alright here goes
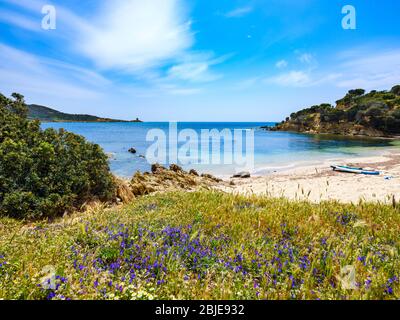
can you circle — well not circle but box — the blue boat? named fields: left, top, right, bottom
left=331, top=165, right=380, bottom=175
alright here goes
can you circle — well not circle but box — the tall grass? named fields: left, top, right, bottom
left=1, top=191, right=399, bottom=300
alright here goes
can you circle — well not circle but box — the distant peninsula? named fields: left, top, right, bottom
left=266, top=85, right=400, bottom=138
left=28, top=104, right=143, bottom=123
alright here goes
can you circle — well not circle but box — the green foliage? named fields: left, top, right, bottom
left=348, top=89, right=366, bottom=96
left=0, top=93, right=115, bottom=219
left=290, top=104, right=333, bottom=119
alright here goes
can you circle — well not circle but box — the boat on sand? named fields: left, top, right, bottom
left=331, top=165, right=380, bottom=175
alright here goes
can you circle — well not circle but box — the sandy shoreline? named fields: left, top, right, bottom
left=217, top=149, right=400, bottom=204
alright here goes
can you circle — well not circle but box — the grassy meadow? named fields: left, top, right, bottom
left=0, top=190, right=399, bottom=300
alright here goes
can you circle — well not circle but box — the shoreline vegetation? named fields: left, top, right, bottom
left=1, top=92, right=400, bottom=300
left=264, top=85, right=400, bottom=138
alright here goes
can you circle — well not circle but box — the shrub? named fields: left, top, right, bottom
left=365, top=106, right=384, bottom=117
left=0, top=93, right=115, bottom=219
left=391, top=85, right=400, bottom=96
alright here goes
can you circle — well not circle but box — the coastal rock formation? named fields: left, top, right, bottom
left=232, top=171, right=251, bottom=179
left=200, top=173, right=222, bottom=183
left=189, top=169, right=199, bottom=176
left=128, top=148, right=137, bottom=154
left=266, top=85, right=400, bottom=137
left=130, top=164, right=225, bottom=196
left=114, top=178, right=135, bottom=203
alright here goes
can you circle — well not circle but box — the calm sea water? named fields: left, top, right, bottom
left=41, top=122, right=397, bottom=178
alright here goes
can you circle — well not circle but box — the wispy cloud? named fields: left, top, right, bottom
left=267, top=71, right=311, bottom=87
left=2, top=0, right=91, bottom=36
left=265, top=48, right=400, bottom=89
left=298, top=53, right=314, bottom=64
left=275, top=60, right=288, bottom=69
left=335, top=49, right=400, bottom=90
left=1, top=0, right=208, bottom=76
left=0, top=44, right=108, bottom=99
left=80, top=0, right=194, bottom=71
left=167, top=53, right=231, bottom=83
left=0, top=9, right=40, bottom=32
left=224, top=6, right=253, bottom=18
left=0, top=0, right=224, bottom=96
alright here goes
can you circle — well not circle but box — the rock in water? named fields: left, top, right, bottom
left=128, top=148, right=137, bottom=154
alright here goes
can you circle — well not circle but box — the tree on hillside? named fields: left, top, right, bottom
left=348, top=89, right=365, bottom=96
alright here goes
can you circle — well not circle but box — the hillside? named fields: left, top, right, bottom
left=27, top=104, right=142, bottom=122
left=268, top=85, right=400, bottom=137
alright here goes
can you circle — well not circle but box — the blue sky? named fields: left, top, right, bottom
left=0, top=0, right=399, bottom=121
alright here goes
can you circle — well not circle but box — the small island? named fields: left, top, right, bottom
left=266, top=85, right=400, bottom=137
left=131, top=117, right=143, bottom=123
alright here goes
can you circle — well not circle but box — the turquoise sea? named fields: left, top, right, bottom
left=41, top=122, right=398, bottom=178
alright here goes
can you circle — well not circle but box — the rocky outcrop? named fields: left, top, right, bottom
left=270, top=118, right=387, bottom=137
left=232, top=171, right=251, bottom=178
left=189, top=169, right=199, bottom=176
left=130, top=164, right=225, bottom=196
left=267, top=85, right=400, bottom=137
left=114, top=178, right=135, bottom=203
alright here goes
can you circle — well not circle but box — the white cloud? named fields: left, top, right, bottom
left=267, top=71, right=311, bottom=87
left=224, top=6, right=253, bottom=18
left=234, top=77, right=262, bottom=90
left=168, top=63, right=217, bottom=82
left=264, top=48, right=400, bottom=90
left=335, top=49, right=400, bottom=90
left=1, top=0, right=225, bottom=93
left=80, top=0, right=194, bottom=71
left=3, top=0, right=197, bottom=73
left=0, top=44, right=108, bottom=100
left=165, top=87, right=203, bottom=96
left=0, top=9, right=40, bottom=32
left=275, top=60, right=288, bottom=69
left=167, top=54, right=230, bottom=82
left=298, top=53, right=314, bottom=64
left=1, top=0, right=95, bottom=43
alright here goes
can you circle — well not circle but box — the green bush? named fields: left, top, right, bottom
left=0, top=93, right=115, bottom=219
left=390, top=85, right=400, bottom=96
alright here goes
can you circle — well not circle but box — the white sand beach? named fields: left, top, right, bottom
left=218, top=150, right=400, bottom=204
